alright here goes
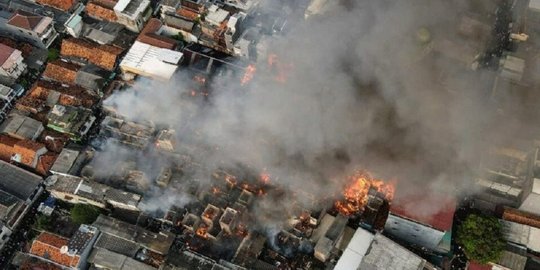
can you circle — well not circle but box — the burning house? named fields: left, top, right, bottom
left=100, top=115, right=155, bottom=148
left=313, top=214, right=347, bottom=262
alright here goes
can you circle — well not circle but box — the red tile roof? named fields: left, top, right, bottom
left=61, top=38, right=123, bottom=70
left=36, top=0, right=76, bottom=12
left=468, top=261, right=492, bottom=270
left=43, top=60, right=81, bottom=84
left=13, top=140, right=46, bottom=167
left=136, top=18, right=177, bottom=49
left=0, top=44, right=16, bottom=66
left=502, top=207, right=540, bottom=228
left=7, top=10, right=44, bottom=31
left=29, top=80, right=98, bottom=108
left=30, top=232, right=80, bottom=268
left=0, top=134, right=20, bottom=161
left=86, top=2, right=117, bottom=22
left=176, top=7, right=199, bottom=21
left=36, top=152, right=58, bottom=176
left=390, top=194, right=456, bottom=231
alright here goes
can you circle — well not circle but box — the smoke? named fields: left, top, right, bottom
left=96, top=0, right=525, bottom=226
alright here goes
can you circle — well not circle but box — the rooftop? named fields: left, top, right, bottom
left=29, top=232, right=80, bottom=268
left=42, top=60, right=81, bottom=85
left=120, top=41, right=183, bottom=80
left=360, top=233, right=426, bottom=270
left=334, top=228, right=374, bottom=270
left=93, top=215, right=174, bottom=254
left=0, top=159, right=42, bottom=200
left=88, top=248, right=157, bottom=270
left=0, top=112, right=44, bottom=140
left=7, top=10, right=46, bottom=31
left=136, top=18, right=177, bottom=50
left=0, top=43, right=17, bottom=66
left=390, top=194, right=456, bottom=231
left=49, top=148, right=80, bottom=174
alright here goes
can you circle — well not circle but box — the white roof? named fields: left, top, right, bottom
left=334, top=228, right=374, bottom=270
left=114, top=0, right=130, bottom=12
left=529, top=227, right=540, bottom=253
left=120, top=41, right=182, bottom=80
left=530, top=0, right=540, bottom=12
left=206, top=6, right=229, bottom=25
left=532, top=178, right=540, bottom=194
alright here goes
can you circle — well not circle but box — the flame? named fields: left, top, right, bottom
left=241, top=65, right=256, bottom=85
left=334, top=171, right=395, bottom=216
left=267, top=54, right=292, bottom=83
left=211, top=187, right=220, bottom=194
left=260, top=171, right=270, bottom=184
left=196, top=225, right=208, bottom=239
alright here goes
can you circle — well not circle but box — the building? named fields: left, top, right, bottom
left=500, top=219, right=540, bottom=254
left=385, top=195, right=456, bottom=253
left=313, top=214, right=348, bottom=262
left=155, top=129, right=175, bottom=152
left=61, top=38, right=124, bottom=71
left=0, top=160, right=43, bottom=250
left=11, top=139, right=48, bottom=168
left=49, top=147, right=85, bottom=175
left=6, top=10, right=58, bottom=48
left=86, top=0, right=118, bottom=22
left=113, top=0, right=152, bottom=32
left=43, top=60, right=113, bottom=94
left=0, top=84, right=16, bottom=104
left=0, top=43, right=26, bottom=82
left=100, top=115, right=155, bottom=148
left=88, top=247, right=157, bottom=270
left=46, top=104, right=96, bottom=141
left=43, top=60, right=81, bottom=85
left=28, top=80, right=99, bottom=108
left=137, top=18, right=178, bottom=50
left=473, top=147, right=535, bottom=212
left=304, top=0, right=330, bottom=19
left=36, top=0, right=78, bottom=12
left=29, top=225, right=99, bottom=269
left=120, top=41, right=183, bottom=80
left=92, top=215, right=174, bottom=256
left=46, top=174, right=141, bottom=210
left=0, top=112, right=44, bottom=140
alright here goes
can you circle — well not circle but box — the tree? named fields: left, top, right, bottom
left=47, top=48, right=59, bottom=61
left=70, top=204, right=100, bottom=224
left=35, top=214, right=53, bottom=231
left=457, top=214, right=505, bottom=264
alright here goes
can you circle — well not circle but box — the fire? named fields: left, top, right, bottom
left=260, top=171, right=270, bottom=184
left=334, top=171, right=395, bottom=216
left=267, top=53, right=292, bottom=83
left=241, top=65, right=256, bottom=85
left=196, top=225, right=208, bottom=239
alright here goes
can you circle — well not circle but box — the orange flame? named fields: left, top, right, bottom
left=334, top=171, right=395, bottom=216
left=196, top=225, right=208, bottom=239
left=241, top=65, right=256, bottom=85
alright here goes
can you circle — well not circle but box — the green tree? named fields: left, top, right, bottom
left=457, top=214, right=505, bottom=264
left=35, top=215, right=53, bottom=231
left=70, top=204, right=100, bottom=224
left=47, top=48, right=59, bottom=61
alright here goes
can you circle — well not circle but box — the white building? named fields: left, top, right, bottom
left=6, top=10, right=59, bottom=49
left=120, top=41, right=183, bottom=80
left=114, top=0, right=152, bottom=32
left=0, top=44, right=26, bottom=81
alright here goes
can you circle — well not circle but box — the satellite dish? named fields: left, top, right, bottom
left=60, top=246, right=68, bottom=254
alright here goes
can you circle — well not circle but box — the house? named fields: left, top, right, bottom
left=119, top=40, right=182, bottom=80
left=100, top=115, right=155, bottom=148
left=0, top=84, right=17, bottom=104
left=0, top=160, right=43, bottom=251
left=46, top=174, right=141, bottom=210
left=0, top=43, right=26, bottom=82
left=75, top=64, right=113, bottom=94
left=88, top=248, right=157, bottom=270
left=120, top=41, right=183, bottom=80
left=384, top=194, right=456, bottom=253
left=46, top=104, right=96, bottom=141
left=520, top=178, right=540, bottom=215
left=12, top=139, right=48, bottom=168
left=92, top=215, right=174, bottom=256
left=86, top=0, right=118, bottom=22
left=6, top=10, right=58, bottom=48
left=334, top=229, right=427, bottom=270
left=49, top=147, right=86, bottom=175
left=29, top=225, right=99, bottom=269
left=136, top=18, right=178, bottom=50
left=43, top=60, right=81, bottom=85
left=36, top=0, right=78, bottom=12
left=113, top=0, right=152, bottom=32
left=313, top=214, right=348, bottom=262
left=500, top=219, right=540, bottom=254
left=61, top=38, right=124, bottom=71
left=0, top=112, right=43, bottom=140
left=155, top=129, right=175, bottom=152
left=28, top=80, right=99, bottom=108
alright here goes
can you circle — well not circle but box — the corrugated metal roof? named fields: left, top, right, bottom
left=120, top=41, right=182, bottom=79
left=334, top=228, right=374, bottom=270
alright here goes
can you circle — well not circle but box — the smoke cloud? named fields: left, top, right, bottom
left=93, top=0, right=525, bottom=223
